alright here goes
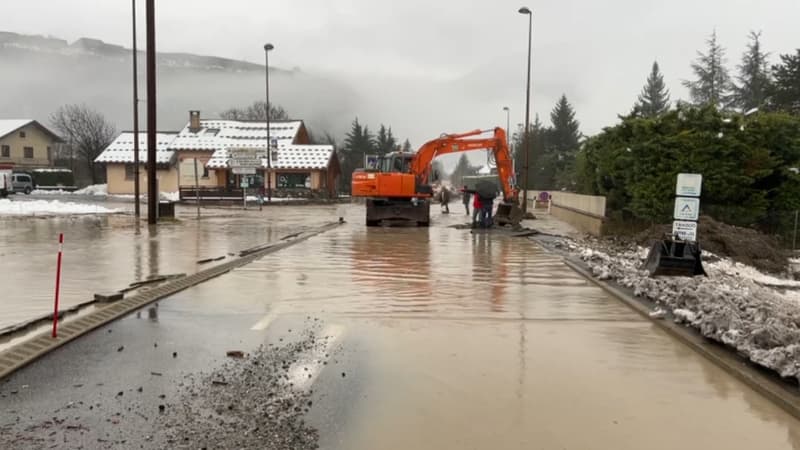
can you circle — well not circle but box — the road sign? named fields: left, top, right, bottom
left=676, top=173, right=703, bottom=197
left=232, top=167, right=256, bottom=175
left=229, top=148, right=262, bottom=169
left=240, top=180, right=249, bottom=188
left=672, top=220, right=698, bottom=241
left=674, top=197, right=700, bottom=221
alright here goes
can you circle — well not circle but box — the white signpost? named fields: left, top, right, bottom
left=672, top=220, right=698, bottom=241
left=676, top=173, right=703, bottom=197
left=673, top=197, right=700, bottom=221
left=228, top=148, right=262, bottom=209
left=673, top=173, right=702, bottom=241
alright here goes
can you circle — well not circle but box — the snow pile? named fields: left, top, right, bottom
left=160, top=191, right=179, bottom=202
left=74, top=184, right=108, bottom=196
left=32, top=184, right=108, bottom=196
left=553, top=237, right=800, bottom=383
left=0, top=199, right=119, bottom=215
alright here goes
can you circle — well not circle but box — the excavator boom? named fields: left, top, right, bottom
left=351, top=127, right=523, bottom=226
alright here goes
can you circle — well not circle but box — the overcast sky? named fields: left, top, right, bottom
left=2, top=0, right=798, bottom=149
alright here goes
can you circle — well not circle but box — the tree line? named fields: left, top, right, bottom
left=572, top=31, right=800, bottom=239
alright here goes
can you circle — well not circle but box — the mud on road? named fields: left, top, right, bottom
left=0, top=319, right=334, bottom=450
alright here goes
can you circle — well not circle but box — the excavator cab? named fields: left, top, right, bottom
left=643, top=236, right=707, bottom=277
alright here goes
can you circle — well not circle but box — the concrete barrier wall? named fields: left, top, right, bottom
left=523, top=190, right=607, bottom=236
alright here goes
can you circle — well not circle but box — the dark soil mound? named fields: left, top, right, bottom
left=633, top=215, right=788, bottom=274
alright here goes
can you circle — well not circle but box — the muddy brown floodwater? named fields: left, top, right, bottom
left=1, top=204, right=799, bottom=449
left=234, top=205, right=800, bottom=450
left=0, top=204, right=339, bottom=330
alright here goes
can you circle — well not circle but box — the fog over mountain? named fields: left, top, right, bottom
left=0, top=31, right=358, bottom=138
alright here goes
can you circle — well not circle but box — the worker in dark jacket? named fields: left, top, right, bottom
left=461, top=185, right=470, bottom=215
left=440, top=187, right=450, bottom=214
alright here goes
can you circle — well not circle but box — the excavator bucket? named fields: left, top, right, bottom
left=494, top=202, right=524, bottom=227
left=643, top=239, right=707, bottom=277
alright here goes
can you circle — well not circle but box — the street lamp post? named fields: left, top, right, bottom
left=264, top=43, right=274, bottom=203
left=502, top=106, right=510, bottom=147
left=519, top=6, right=532, bottom=213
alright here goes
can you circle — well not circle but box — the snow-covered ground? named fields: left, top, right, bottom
left=243, top=195, right=308, bottom=202
left=0, top=199, right=119, bottom=215
left=31, top=184, right=179, bottom=202
left=548, top=236, right=800, bottom=383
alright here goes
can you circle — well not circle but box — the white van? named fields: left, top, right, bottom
left=0, top=167, right=13, bottom=198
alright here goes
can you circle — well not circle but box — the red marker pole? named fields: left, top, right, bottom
left=52, top=233, right=64, bottom=338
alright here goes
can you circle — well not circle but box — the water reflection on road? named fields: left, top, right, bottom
left=237, top=206, right=800, bottom=450
left=0, top=205, right=337, bottom=329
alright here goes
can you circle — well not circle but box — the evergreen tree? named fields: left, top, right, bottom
left=339, top=118, right=375, bottom=192
left=450, top=153, right=477, bottom=187
left=549, top=94, right=580, bottom=152
left=513, top=115, right=553, bottom=190
left=430, top=159, right=446, bottom=182
left=771, top=49, right=800, bottom=115
left=633, top=61, right=671, bottom=117
left=375, top=125, right=397, bottom=156
left=732, top=31, right=772, bottom=112
left=683, top=31, right=733, bottom=108
left=401, top=139, right=413, bottom=152
left=546, top=94, right=581, bottom=189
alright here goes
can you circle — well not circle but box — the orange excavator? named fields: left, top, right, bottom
left=352, top=127, right=524, bottom=227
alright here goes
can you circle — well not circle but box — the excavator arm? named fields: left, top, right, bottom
left=410, top=127, right=518, bottom=203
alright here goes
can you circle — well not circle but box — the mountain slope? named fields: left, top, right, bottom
left=0, top=31, right=356, bottom=136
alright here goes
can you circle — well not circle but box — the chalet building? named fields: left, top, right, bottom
left=96, top=111, right=340, bottom=199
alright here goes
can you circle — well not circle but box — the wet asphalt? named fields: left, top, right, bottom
left=1, top=203, right=800, bottom=449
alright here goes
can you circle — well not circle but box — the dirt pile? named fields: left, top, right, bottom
left=633, top=215, right=789, bottom=274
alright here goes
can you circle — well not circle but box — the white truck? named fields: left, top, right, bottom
left=0, top=165, right=13, bottom=197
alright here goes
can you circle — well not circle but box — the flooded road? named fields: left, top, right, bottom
left=241, top=206, right=800, bottom=449
left=0, top=204, right=338, bottom=329
left=1, top=204, right=798, bottom=449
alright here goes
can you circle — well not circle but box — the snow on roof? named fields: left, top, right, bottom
left=168, top=119, right=303, bottom=151
left=94, top=132, right=178, bottom=164
left=206, top=145, right=334, bottom=170
left=0, top=119, right=34, bottom=139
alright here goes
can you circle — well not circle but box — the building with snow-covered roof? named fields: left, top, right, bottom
left=95, top=111, right=340, bottom=198
left=94, top=131, right=179, bottom=195
left=0, top=119, right=63, bottom=169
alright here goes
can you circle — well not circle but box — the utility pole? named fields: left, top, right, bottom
left=132, top=0, right=140, bottom=218
left=146, top=0, right=157, bottom=224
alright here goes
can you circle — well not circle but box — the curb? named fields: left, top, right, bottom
left=0, top=221, right=342, bottom=381
left=561, top=256, right=800, bottom=420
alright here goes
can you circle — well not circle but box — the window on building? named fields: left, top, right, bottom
left=23, top=147, right=34, bottom=159
left=125, top=165, right=136, bottom=180
left=202, top=166, right=209, bottom=179
left=1, top=145, right=9, bottom=158
left=19, top=131, right=26, bottom=138
left=47, top=146, right=52, bottom=161
left=276, top=172, right=311, bottom=189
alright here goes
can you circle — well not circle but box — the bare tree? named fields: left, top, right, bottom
left=219, top=101, right=289, bottom=121
left=50, top=104, right=116, bottom=184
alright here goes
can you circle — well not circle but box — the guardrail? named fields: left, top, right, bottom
left=525, top=190, right=607, bottom=236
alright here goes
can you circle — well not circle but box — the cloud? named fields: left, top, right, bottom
left=1, top=0, right=798, bottom=149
